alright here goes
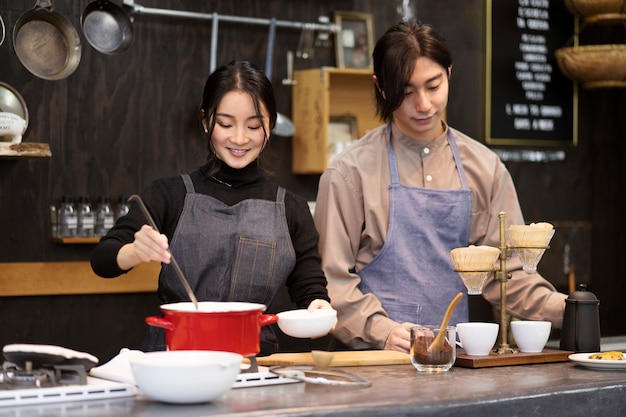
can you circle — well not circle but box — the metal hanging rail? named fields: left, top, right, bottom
left=122, top=0, right=340, bottom=33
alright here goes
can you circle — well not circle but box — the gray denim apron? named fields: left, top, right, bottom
left=359, top=123, right=472, bottom=327
left=143, top=174, right=296, bottom=354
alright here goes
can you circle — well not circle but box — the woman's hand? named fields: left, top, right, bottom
left=306, top=299, right=337, bottom=333
left=384, top=322, right=415, bottom=353
left=117, top=224, right=171, bottom=270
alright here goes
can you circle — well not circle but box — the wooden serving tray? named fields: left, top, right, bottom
left=454, top=348, right=573, bottom=368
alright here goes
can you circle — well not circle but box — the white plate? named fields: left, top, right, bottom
left=569, top=352, right=626, bottom=370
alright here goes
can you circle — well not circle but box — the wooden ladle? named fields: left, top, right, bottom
left=427, top=292, right=464, bottom=353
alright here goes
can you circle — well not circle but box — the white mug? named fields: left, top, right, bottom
left=457, top=322, right=499, bottom=356
left=511, top=320, right=551, bottom=353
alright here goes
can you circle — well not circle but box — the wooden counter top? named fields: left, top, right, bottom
left=0, top=261, right=159, bottom=296
left=6, top=361, right=626, bottom=416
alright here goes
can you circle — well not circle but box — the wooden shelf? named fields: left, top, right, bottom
left=291, top=67, right=379, bottom=174
left=53, top=237, right=101, bottom=244
left=0, top=142, right=51, bottom=158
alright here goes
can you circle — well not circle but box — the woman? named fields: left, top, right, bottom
left=314, top=21, right=566, bottom=353
left=91, top=61, right=332, bottom=355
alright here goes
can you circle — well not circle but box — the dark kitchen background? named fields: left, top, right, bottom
left=0, top=0, right=624, bottom=362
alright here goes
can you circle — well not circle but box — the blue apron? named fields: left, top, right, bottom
left=359, top=123, right=472, bottom=326
left=143, top=174, right=296, bottom=354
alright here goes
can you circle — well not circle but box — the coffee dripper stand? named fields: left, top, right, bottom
left=453, top=211, right=553, bottom=355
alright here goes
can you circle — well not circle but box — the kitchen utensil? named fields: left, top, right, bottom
left=428, top=292, right=463, bottom=353
left=129, top=350, right=242, bottom=404
left=145, top=301, right=278, bottom=357
left=456, top=322, right=499, bottom=356
left=265, top=18, right=295, bottom=137
left=560, top=283, right=601, bottom=353
left=0, top=82, right=30, bottom=143
left=269, top=365, right=371, bottom=387
left=127, top=194, right=198, bottom=309
left=81, top=0, right=134, bottom=54
left=450, top=245, right=500, bottom=294
left=3, top=344, right=99, bottom=370
left=13, top=0, right=82, bottom=80
left=1, top=13, right=5, bottom=46
left=410, top=325, right=456, bottom=372
left=311, top=350, right=334, bottom=369
left=255, top=350, right=410, bottom=367
left=510, top=320, right=551, bottom=353
left=276, top=308, right=336, bottom=338
left=507, top=222, right=555, bottom=271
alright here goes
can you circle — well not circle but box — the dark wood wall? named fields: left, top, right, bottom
left=0, top=0, right=624, bottom=362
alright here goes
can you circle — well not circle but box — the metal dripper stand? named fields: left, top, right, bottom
left=453, top=211, right=554, bottom=355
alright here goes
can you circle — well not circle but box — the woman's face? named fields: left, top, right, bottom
left=208, top=90, right=269, bottom=169
left=393, top=56, right=450, bottom=144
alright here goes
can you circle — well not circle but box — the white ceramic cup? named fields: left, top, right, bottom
left=457, top=322, right=499, bottom=356
left=510, top=320, right=551, bottom=353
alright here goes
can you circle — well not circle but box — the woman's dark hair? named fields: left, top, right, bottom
left=200, top=60, right=277, bottom=166
left=372, top=21, right=452, bottom=122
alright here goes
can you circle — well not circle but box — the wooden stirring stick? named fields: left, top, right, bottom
left=427, top=292, right=464, bottom=353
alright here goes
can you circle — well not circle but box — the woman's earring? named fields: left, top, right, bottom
left=204, top=128, right=208, bottom=133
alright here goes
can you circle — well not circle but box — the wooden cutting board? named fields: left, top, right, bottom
left=255, top=350, right=411, bottom=367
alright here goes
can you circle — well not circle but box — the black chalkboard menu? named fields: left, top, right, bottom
left=486, top=0, right=576, bottom=146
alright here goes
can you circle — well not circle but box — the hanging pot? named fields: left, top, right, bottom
left=13, top=0, right=82, bottom=80
left=81, top=0, right=133, bottom=55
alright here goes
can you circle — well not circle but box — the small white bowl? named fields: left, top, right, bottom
left=129, top=350, right=242, bottom=404
left=277, top=308, right=337, bottom=338
left=511, top=320, right=551, bottom=353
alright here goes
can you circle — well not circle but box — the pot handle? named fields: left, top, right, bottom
left=145, top=316, right=174, bottom=330
left=259, top=313, right=278, bottom=327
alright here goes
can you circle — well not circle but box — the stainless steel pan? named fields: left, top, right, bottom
left=13, top=0, right=82, bottom=80
left=81, top=0, right=133, bottom=55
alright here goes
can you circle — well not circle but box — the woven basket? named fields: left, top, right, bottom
left=564, top=0, right=626, bottom=18
left=555, top=44, right=626, bottom=88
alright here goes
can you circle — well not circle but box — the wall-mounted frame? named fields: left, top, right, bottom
left=485, top=0, right=577, bottom=146
left=333, top=11, right=374, bottom=69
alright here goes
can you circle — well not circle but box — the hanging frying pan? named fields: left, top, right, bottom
left=81, top=0, right=134, bottom=55
left=1, top=13, right=5, bottom=46
left=13, top=0, right=82, bottom=80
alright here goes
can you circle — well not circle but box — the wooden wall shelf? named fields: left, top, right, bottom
left=53, top=237, right=101, bottom=244
left=0, top=142, right=51, bottom=158
left=0, top=261, right=160, bottom=296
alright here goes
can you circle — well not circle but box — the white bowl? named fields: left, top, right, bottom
left=277, top=308, right=337, bottom=338
left=129, top=350, right=242, bottom=404
left=510, top=320, right=551, bottom=353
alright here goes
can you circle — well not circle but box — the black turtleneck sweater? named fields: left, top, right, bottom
left=90, top=162, right=329, bottom=309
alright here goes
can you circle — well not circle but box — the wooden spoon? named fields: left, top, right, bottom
left=427, top=292, right=464, bottom=353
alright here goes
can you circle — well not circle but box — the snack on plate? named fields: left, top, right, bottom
left=588, top=351, right=625, bottom=360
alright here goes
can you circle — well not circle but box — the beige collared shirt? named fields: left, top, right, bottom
left=314, top=122, right=566, bottom=349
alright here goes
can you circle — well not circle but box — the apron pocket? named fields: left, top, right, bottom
left=229, top=237, right=277, bottom=302
left=381, top=300, right=421, bottom=324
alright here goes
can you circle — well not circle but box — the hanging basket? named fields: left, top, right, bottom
left=564, top=0, right=626, bottom=23
left=555, top=44, right=626, bottom=89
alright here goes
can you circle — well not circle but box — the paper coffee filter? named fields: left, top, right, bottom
left=450, top=245, right=501, bottom=271
left=508, top=222, right=555, bottom=246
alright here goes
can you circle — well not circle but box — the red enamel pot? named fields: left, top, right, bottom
left=145, top=302, right=278, bottom=357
